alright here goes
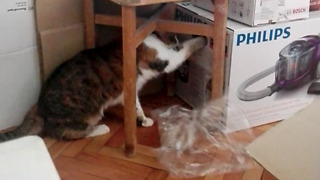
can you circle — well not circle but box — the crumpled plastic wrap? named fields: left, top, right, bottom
left=152, top=98, right=255, bottom=178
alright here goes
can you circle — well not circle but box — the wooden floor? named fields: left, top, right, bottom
left=43, top=93, right=278, bottom=180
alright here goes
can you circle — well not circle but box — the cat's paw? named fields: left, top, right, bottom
left=137, top=116, right=154, bottom=127
left=87, top=124, right=110, bottom=137
left=142, top=117, right=154, bottom=127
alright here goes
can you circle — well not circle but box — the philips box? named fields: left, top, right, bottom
left=191, top=0, right=310, bottom=26
left=191, top=0, right=214, bottom=13
left=175, top=3, right=318, bottom=132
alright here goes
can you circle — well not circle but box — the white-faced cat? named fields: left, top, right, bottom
left=0, top=33, right=206, bottom=141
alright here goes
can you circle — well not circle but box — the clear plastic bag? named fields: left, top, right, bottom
left=152, top=98, right=256, bottom=178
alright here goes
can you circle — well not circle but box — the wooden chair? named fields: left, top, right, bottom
left=83, top=0, right=228, bottom=157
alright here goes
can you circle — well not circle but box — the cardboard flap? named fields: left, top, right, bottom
left=40, top=24, right=84, bottom=80
left=36, top=0, right=84, bottom=31
left=246, top=98, right=320, bottom=180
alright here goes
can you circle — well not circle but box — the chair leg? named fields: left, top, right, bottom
left=122, top=6, right=137, bottom=158
left=84, top=0, right=95, bottom=48
left=211, top=0, right=228, bottom=99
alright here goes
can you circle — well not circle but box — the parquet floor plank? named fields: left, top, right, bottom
left=165, top=176, right=184, bottom=180
left=56, top=167, right=106, bottom=180
left=48, top=141, right=72, bottom=159
left=186, top=176, right=206, bottom=180
left=223, top=171, right=245, bottom=180
left=43, top=137, right=57, bottom=148
left=99, top=146, right=165, bottom=170
left=84, top=120, right=123, bottom=152
left=136, top=144, right=158, bottom=157
left=204, top=174, right=224, bottom=180
left=104, top=126, right=126, bottom=148
left=137, top=121, right=161, bottom=147
left=146, top=169, right=169, bottom=180
left=261, top=170, right=278, bottom=180
left=55, top=156, right=146, bottom=180
left=242, top=166, right=264, bottom=180
left=62, top=138, right=92, bottom=157
left=76, top=151, right=153, bottom=179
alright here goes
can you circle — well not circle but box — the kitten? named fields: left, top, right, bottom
left=0, top=33, right=206, bottom=141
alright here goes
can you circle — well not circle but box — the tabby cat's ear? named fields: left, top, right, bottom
left=149, top=59, right=169, bottom=72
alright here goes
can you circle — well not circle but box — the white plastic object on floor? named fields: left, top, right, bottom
left=0, top=136, right=60, bottom=180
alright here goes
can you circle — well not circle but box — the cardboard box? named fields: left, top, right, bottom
left=35, top=0, right=126, bottom=81
left=175, top=48, right=213, bottom=108
left=190, top=0, right=310, bottom=26
left=229, top=0, right=310, bottom=26
left=35, top=0, right=85, bottom=81
left=0, top=0, right=41, bottom=131
left=310, top=0, right=320, bottom=11
left=0, top=0, right=37, bottom=54
left=175, top=3, right=318, bottom=132
left=36, top=0, right=84, bottom=32
left=191, top=0, right=214, bottom=13
left=39, top=24, right=84, bottom=79
left=246, top=98, right=320, bottom=180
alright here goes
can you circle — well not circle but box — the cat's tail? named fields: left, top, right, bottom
left=0, top=105, right=44, bottom=142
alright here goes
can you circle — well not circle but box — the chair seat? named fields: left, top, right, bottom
left=109, top=0, right=184, bottom=6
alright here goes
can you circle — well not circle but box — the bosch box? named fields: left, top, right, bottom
left=175, top=3, right=319, bottom=132
left=310, top=0, right=320, bottom=11
left=191, top=0, right=310, bottom=26
left=228, top=0, right=310, bottom=26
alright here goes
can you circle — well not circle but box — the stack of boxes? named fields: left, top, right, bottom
left=175, top=1, right=320, bottom=132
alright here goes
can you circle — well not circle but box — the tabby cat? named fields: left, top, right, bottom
left=0, top=33, right=206, bottom=141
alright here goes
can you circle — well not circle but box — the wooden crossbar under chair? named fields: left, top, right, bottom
left=83, top=0, right=228, bottom=157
